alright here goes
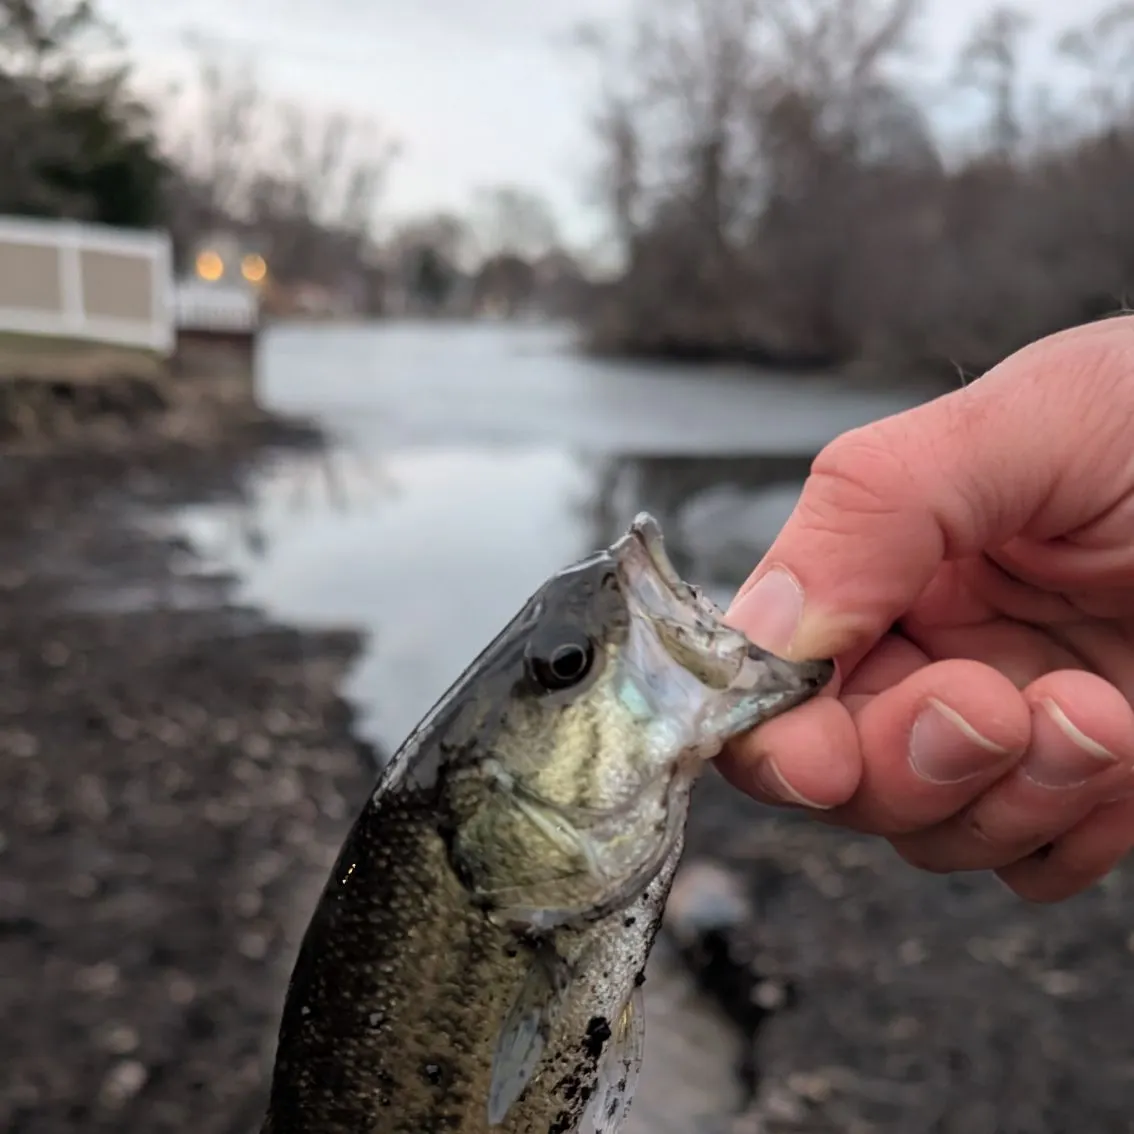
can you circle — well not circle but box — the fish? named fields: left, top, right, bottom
left=260, top=512, right=833, bottom=1134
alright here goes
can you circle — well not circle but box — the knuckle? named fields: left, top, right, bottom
left=850, top=802, right=923, bottom=838
left=998, top=867, right=1082, bottom=904
left=806, top=422, right=971, bottom=556
left=960, top=806, right=1007, bottom=848
left=1045, top=325, right=1134, bottom=397
left=1021, top=329, right=1134, bottom=456
left=807, top=429, right=917, bottom=528
left=890, top=836, right=954, bottom=875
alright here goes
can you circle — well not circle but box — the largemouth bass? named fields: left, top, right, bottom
left=261, top=513, right=832, bottom=1134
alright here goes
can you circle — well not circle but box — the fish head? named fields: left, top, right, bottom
left=439, top=512, right=833, bottom=933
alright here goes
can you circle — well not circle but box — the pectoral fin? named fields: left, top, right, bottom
left=580, top=983, right=645, bottom=1134
left=488, top=946, right=570, bottom=1126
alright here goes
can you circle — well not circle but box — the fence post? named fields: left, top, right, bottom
left=152, top=234, right=175, bottom=354
left=58, top=222, right=86, bottom=339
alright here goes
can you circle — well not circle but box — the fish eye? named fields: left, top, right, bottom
left=526, top=628, right=595, bottom=692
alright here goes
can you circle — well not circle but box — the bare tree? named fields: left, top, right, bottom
left=0, top=0, right=121, bottom=77
left=271, top=104, right=392, bottom=236
left=386, top=211, right=475, bottom=270
left=578, top=0, right=929, bottom=363
left=761, top=0, right=921, bottom=109
left=175, top=33, right=264, bottom=223
left=468, top=184, right=561, bottom=261
left=1057, top=2, right=1134, bottom=127
left=955, top=6, right=1032, bottom=157
left=159, top=38, right=398, bottom=289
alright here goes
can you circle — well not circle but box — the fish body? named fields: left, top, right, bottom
left=261, top=514, right=832, bottom=1134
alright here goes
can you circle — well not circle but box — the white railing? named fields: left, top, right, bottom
left=174, top=279, right=259, bottom=333
left=0, top=214, right=175, bottom=354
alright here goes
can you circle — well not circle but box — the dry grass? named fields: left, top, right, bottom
left=0, top=332, right=166, bottom=383
left=0, top=331, right=273, bottom=451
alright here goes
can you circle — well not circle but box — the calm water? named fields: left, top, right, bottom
left=172, top=319, right=930, bottom=751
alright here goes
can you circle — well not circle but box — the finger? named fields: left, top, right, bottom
left=995, top=522, right=1134, bottom=591
left=1048, top=621, right=1134, bottom=703
left=889, top=671, right=1134, bottom=872
left=911, top=553, right=1134, bottom=625
left=825, top=659, right=1030, bottom=836
left=925, top=554, right=1085, bottom=625
left=913, top=611, right=1134, bottom=706
left=840, top=633, right=929, bottom=697
left=906, top=618, right=1087, bottom=690
left=976, top=551, right=1134, bottom=622
left=717, top=696, right=861, bottom=811
left=728, top=317, right=1134, bottom=663
left=995, top=795, right=1134, bottom=902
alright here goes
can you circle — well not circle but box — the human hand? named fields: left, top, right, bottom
left=721, top=316, right=1134, bottom=902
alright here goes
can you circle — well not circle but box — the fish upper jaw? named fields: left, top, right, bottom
left=611, top=511, right=834, bottom=753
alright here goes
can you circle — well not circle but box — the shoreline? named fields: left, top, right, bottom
left=0, top=398, right=381, bottom=1134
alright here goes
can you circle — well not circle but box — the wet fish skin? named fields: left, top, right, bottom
left=261, top=513, right=833, bottom=1134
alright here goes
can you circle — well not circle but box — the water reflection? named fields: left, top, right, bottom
left=184, top=443, right=396, bottom=564
left=585, top=454, right=812, bottom=597
left=174, top=443, right=596, bottom=748
left=172, top=440, right=818, bottom=754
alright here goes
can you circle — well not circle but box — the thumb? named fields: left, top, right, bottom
left=726, top=318, right=1134, bottom=663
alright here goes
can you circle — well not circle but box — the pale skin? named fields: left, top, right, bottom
left=721, top=315, right=1134, bottom=903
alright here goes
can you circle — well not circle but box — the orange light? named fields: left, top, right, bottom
left=195, top=250, right=224, bottom=282
left=241, top=253, right=267, bottom=284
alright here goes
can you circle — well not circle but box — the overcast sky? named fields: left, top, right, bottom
left=97, top=0, right=1115, bottom=253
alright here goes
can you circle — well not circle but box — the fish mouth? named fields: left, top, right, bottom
left=611, top=511, right=834, bottom=743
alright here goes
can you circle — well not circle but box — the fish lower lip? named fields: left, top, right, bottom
left=745, top=643, right=835, bottom=690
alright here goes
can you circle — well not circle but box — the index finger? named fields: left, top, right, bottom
left=728, top=317, right=1134, bottom=664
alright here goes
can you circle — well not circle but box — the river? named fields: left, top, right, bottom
left=173, top=319, right=932, bottom=754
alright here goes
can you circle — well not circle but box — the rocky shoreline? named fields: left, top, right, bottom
left=659, top=775, right=1134, bottom=1134
left=0, top=407, right=380, bottom=1134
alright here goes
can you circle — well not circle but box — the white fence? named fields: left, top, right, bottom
left=175, top=279, right=259, bottom=333
left=0, top=215, right=176, bottom=354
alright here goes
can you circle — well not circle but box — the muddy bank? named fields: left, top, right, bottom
left=0, top=411, right=378, bottom=1134
left=655, top=773, right=1134, bottom=1134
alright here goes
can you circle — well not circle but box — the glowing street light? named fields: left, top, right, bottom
left=195, top=249, right=224, bottom=282
left=241, top=253, right=268, bottom=284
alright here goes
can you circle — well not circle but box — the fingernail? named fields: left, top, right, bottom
left=729, top=568, right=804, bottom=656
left=1021, top=700, right=1117, bottom=789
left=909, top=700, right=1011, bottom=784
left=755, top=754, right=834, bottom=810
